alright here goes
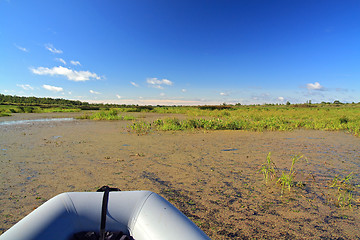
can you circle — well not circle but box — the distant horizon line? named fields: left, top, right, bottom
left=1, top=93, right=357, bottom=106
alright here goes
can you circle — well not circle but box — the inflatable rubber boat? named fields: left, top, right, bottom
left=0, top=188, right=210, bottom=240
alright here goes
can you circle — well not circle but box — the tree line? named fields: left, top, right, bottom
left=0, top=94, right=88, bottom=106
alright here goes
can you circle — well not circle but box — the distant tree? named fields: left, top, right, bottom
left=0, top=93, right=91, bottom=106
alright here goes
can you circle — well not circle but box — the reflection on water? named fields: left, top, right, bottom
left=0, top=118, right=74, bottom=126
left=221, top=148, right=238, bottom=151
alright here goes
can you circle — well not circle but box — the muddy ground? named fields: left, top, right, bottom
left=1, top=112, right=360, bottom=239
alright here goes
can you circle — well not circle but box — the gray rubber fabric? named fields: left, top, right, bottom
left=0, top=191, right=211, bottom=240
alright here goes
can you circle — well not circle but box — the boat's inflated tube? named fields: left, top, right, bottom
left=1, top=191, right=211, bottom=240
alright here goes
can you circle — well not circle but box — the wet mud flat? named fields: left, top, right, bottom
left=1, top=113, right=360, bottom=239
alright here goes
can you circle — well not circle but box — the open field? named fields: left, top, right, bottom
left=1, top=112, right=360, bottom=239
left=79, top=105, right=360, bottom=136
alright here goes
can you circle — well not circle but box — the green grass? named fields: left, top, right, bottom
left=259, top=153, right=308, bottom=195
left=277, top=154, right=307, bottom=195
left=259, top=152, right=277, bottom=184
left=330, top=172, right=356, bottom=208
left=258, top=153, right=359, bottom=210
left=39, top=108, right=81, bottom=113
left=0, top=104, right=81, bottom=116
left=0, top=112, right=11, bottom=117
left=77, top=109, right=136, bottom=121
left=129, top=121, right=152, bottom=135
left=125, top=105, right=360, bottom=136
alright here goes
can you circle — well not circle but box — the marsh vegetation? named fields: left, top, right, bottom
left=2, top=94, right=360, bottom=137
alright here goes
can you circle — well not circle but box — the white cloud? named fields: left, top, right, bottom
left=249, top=93, right=273, bottom=104
left=70, top=60, right=81, bottom=66
left=89, top=90, right=101, bottom=94
left=14, top=44, right=28, bottom=52
left=16, top=84, right=34, bottom=90
left=151, top=85, right=164, bottom=89
left=42, top=84, right=63, bottom=92
left=147, top=78, right=173, bottom=89
left=45, top=44, right=63, bottom=54
left=31, top=66, right=101, bottom=81
left=160, top=93, right=165, bottom=96
left=181, top=89, right=187, bottom=92
left=278, top=97, right=284, bottom=101
left=306, top=82, right=324, bottom=90
left=116, top=94, right=122, bottom=99
left=130, top=81, right=139, bottom=87
left=220, top=92, right=228, bottom=96
left=56, top=58, right=66, bottom=65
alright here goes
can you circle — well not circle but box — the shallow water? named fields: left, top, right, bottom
left=0, top=118, right=73, bottom=126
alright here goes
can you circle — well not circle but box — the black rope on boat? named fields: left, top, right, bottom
left=97, top=186, right=121, bottom=240
left=71, top=186, right=135, bottom=240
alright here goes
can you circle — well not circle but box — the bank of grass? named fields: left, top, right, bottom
left=123, top=105, right=360, bottom=136
left=0, top=112, right=11, bottom=117
left=129, top=112, right=360, bottom=136
left=77, top=109, right=136, bottom=121
left=0, top=105, right=81, bottom=116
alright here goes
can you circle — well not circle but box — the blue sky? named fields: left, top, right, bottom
left=1, top=0, right=359, bottom=105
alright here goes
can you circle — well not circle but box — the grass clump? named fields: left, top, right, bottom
left=154, top=118, right=184, bottom=131
left=123, top=115, right=136, bottom=120
left=77, top=109, right=136, bottom=121
left=259, top=152, right=277, bottom=184
left=259, top=153, right=308, bottom=195
left=277, top=154, right=307, bottom=195
left=330, top=172, right=356, bottom=208
left=90, top=109, right=120, bottom=120
left=0, top=110, right=11, bottom=117
left=129, top=121, right=152, bottom=135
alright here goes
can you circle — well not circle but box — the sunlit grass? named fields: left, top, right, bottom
left=259, top=152, right=277, bottom=184
left=77, top=109, right=136, bottom=121
left=125, top=105, right=360, bottom=136
left=129, top=121, right=152, bottom=135
left=277, top=154, right=307, bottom=195
left=329, top=172, right=356, bottom=208
left=0, top=105, right=81, bottom=115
